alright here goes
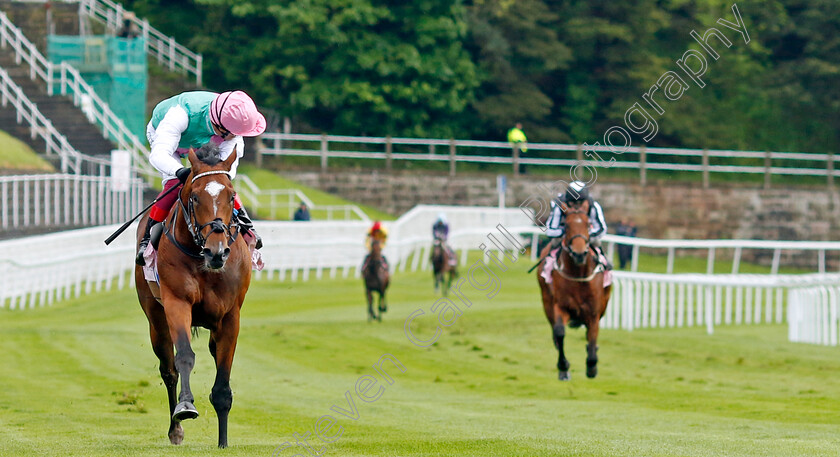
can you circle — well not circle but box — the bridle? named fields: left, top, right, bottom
left=554, top=204, right=604, bottom=282
left=165, top=170, right=239, bottom=258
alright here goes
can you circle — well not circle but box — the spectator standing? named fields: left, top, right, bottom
left=293, top=202, right=311, bottom=221
left=117, top=11, right=141, bottom=39
left=615, top=218, right=637, bottom=269
left=507, top=122, right=528, bottom=174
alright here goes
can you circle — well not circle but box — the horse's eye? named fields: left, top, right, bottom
left=190, top=194, right=199, bottom=204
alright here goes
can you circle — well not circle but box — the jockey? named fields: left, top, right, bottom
left=136, top=90, right=267, bottom=266
left=432, top=213, right=449, bottom=241
left=432, top=213, right=457, bottom=264
left=545, top=181, right=611, bottom=270
left=364, top=221, right=389, bottom=270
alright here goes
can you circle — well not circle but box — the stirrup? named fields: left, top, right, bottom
left=135, top=238, right=150, bottom=266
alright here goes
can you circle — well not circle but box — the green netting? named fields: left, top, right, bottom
left=47, top=35, right=148, bottom=139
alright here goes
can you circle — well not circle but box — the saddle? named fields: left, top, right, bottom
left=141, top=223, right=264, bottom=304
left=541, top=247, right=612, bottom=287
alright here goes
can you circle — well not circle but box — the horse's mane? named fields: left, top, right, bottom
left=195, top=143, right=222, bottom=166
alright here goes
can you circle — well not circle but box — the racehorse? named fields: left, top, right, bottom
left=536, top=199, right=612, bottom=381
left=134, top=146, right=250, bottom=448
left=431, top=237, right=457, bottom=295
left=363, top=239, right=389, bottom=321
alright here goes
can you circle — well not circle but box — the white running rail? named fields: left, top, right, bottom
left=234, top=175, right=370, bottom=221
left=78, top=0, right=202, bottom=86
left=0, top=173, right=145, bottom=232
left=0, top=11, right=154, bottom=177
left=788, top=282, right=840, bottom=346
left=3, top=204, right=840, bottom=348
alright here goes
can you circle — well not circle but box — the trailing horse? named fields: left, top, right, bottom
left=134, top=146, right=251, bottom=447
left=363, top=239, right=389, bottom=321
left=536, top=199, right=612, bottom=380
left=431, top=237, right=457, bottom=295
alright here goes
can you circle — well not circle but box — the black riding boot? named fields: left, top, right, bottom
left=236, top=206, right=263, bottom=249
left=136, top=219, right=158, bottom=266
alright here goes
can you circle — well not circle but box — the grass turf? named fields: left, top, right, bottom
left=237, top=164, right=395, bottom=221
left=0, top=256, right=838, bottom=456
left=0, top=130, right=55, bottom=172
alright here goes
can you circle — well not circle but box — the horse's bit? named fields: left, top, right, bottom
left=167, top=170, right=239, bottom=257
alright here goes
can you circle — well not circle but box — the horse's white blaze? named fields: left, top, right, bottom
left=204, top=181, right=225, bottom=214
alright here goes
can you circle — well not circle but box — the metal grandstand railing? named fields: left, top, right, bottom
left=0, top=10, right=155, bottom=177
left=78, top=0, right=203, bottom=86
left=234, top=175, right=370, bottom=221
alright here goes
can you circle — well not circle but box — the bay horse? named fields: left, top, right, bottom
left=134, top=146, right=250, bottom=448
left=537, top=199, right=612, bottom=380
left=363, top=239, right=389, bottom=321
left=431, top=237, right=457, bottom=295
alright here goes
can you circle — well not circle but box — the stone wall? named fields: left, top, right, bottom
left=283, top=170, right=840, bottom=268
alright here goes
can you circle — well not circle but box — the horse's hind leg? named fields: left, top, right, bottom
left=146, top=303, right=183, bottom=444
left=585, top=320, right=600, bottom=379
left=209, top=311, right=240, bottom=448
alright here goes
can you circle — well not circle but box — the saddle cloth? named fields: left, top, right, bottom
left=541, top=248, right=612, bottom=287
left=143, top=235, right=264, bottom=285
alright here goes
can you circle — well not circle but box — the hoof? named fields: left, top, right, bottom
left=172, top=401, right=199, bottom=422
left=586, top=367, right=598, bottom=378
left=168, top=423, right=184, bottom=445
left=558, top=371, right=570, bottom=381
left=379, top=304, right=387, bottom=313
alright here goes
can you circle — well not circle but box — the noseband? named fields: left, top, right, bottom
left=555, top=205, right=604, bottom=282
left=562, top=207, right=590, bottom=257
left=166, top=170, right=239, bottom=258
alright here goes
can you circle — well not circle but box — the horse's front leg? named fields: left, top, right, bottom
left=145, top=303, right=183, bottom=444
left=585, top=317, right=600, bottom=379
left=209, top=310, right=240, bottom=448
left=552, top=307, right=571, bottom=381
left=164, top=302, right=199, bottom=423
left=366, top=289, right=376, bottom=321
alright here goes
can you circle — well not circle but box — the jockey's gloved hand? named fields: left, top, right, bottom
left=175, top=167, right=191, bottom=184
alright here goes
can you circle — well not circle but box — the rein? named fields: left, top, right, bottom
left=555, top=204, right=602, bottom=282
left=163, top=170, right=239, bottom=259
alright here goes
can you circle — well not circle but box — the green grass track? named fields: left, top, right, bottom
left=1, top=258, right=838, bottom=456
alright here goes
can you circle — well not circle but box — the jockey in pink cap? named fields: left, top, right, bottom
left=136, top=90, right=267, bottom=266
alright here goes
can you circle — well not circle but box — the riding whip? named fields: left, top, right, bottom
left=104, top=182, right=181, bottom=245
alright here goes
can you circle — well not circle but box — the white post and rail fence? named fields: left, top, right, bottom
left=1, top=205, right=838, bottom=348
left=258, top=132, right=839, bottom=188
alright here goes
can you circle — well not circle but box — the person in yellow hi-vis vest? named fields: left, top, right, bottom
left=508, top=122, right=528, bottom=174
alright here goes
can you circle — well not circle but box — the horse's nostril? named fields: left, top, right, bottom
left=222, top=248, right=231, bottom=260
left=202, top=248, right=212, bottom=258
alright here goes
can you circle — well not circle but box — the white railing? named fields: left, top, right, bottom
left=4, top=204, right=840, bottom=348
left=0, top=224, right=137, bottom=309
left=0, top=173, right=145, bottom=232
left=788, top=283, right=840, bottom=346
left=600, top=235, right=840, bottom=275
left=0, top=65, right=84, bottom=173
left=258, top=132, right=840, bottom=186
left=0, top=11, right=154, bottom=177
left=234, top=175, right=370, bottom=221
left=604, top=271, right=840, bottom=335
left=78, top=0, right=202, bottom=86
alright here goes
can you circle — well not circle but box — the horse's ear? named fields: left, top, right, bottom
left=187, top=148, right=199, bottom=168
left=222, top=146, right=238, bottom=170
